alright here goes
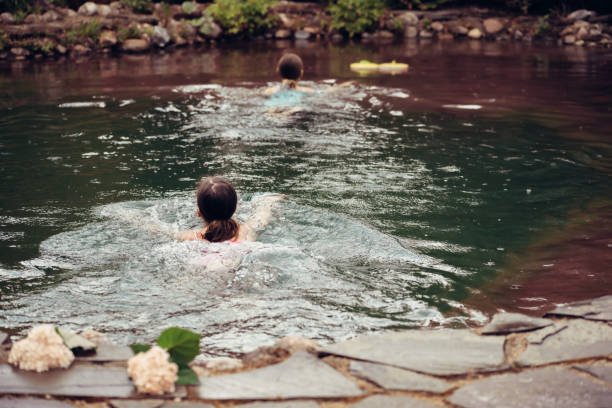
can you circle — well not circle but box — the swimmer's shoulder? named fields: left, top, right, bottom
left=177, top=229, right=200, bottom=241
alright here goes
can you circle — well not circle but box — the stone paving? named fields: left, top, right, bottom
left=1, top=295, right=611, bottom=407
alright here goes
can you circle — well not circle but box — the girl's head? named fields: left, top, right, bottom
left=196, top=177, right=239, bottom=242
left=277, top=53, right=303, bottom=81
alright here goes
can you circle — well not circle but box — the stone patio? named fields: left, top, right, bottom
left=1, top=295, right=611, bottom=407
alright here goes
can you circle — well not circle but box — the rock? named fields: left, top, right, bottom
left=330, top=33, right=343, bottom=42
left=72, top=44, right=91, bottom=56
left=56, top=44, right=67, bottom=55
left=574, top=365, right=612, bottom=383
left=98, top=5, right=112, bottom=17
left=420, top=30, right=433, bottom=39
left=587, top=28, right=603, bottom=41
left=152, top=26, right=170, bottom=47
left=0, top=398, right=75, bottom=408
left=481, top=312, right=553, bottom=335
left=567, top=9, right=595, bottom=22
left=516, top=319, right=612, bottom=366
left=547, top=295, right=612, bottom=321
left=431, top=22, right=444, bottom=32
left=294, top=30, right=311, bottom=40
left=275, top=29, right=292, bottom=39
left=41, top=10, right=60, bottom=22
left=322, top=329, right=507, bottom=376
left=450, top=24, right=469, bottom=36
left=65, top=9, right=77, bottom=18
left=0, top=12, right=15, bottom=24
left=483, top=18, right=504, bottom=35
left=202, top=21, right=222, bottom=39
left=361, top=32, right=372, bottom=42
left=468, top=28, right=483, bottom=39
left=200, top=357, right=244, bottom=372
left=564, top=34, right=577, bottom=44
left=560, top=25, right=575, bottom=36
left=24, top=14, right=41, bottom=24
left=350, top=360, right=452, bottom=393
left=438, top=32, right=454, bottom=40
left=121, top=39, right=150, bottom=52
left=275, top=336, right=319, bottom=354
left=197, top=351, right=363, bottom=400
left=79, top=2, right=98, bottom=16
left=514, top=29, right=523, bottom=40
left=351, top=395, right=439, bottom=408
left=0, top=364, right=133, bottom=397
left=99, top=30, right=118, bottom=47
left=398, top=11, right=419, bottom=26
left=404, top=26, right=418, bottom=38
left=277, top=13, right=293, bottom=28
left=10, top=48, right=30, bottom=58
left=447, top=366, right=612, bottom=408
left=238, top=402, right=318, bottom=408
left=374, top=30, right=394, bottom=39
left=576, top=26, right=588, bottom=40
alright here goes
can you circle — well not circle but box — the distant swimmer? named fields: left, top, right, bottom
left=265, top=52, right=312, bottom=96
left=177, top=176, right=283, bottom=243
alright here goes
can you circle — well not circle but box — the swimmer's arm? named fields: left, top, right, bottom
left=245, top=194, right=285, bottom=241
left=177, top=229, right=198, bottom=241
left=264, top=86, right=279, bottom=95
left=326, top=80, right=356, bottom=92
left=297, top=85, right=312, bottom=92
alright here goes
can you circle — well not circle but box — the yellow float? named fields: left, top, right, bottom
left=349, top=60, right=380, bottom=73
left=378, top=60, right=409, bottom=74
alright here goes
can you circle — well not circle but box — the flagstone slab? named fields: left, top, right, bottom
left=349, top=395, right=440, bottom=408
left=574, top=365, right=612, bottom=383
left=109, top=401, right=164, bottom=408
left=237, top=402, right=320, bottom=408
left=322, top=329, right=507, bottom=376
left=0, top=398, right=75, bottom=408
left=481, top=312, right=553, bottom=335
left=0, top=363, right=134, bottom=397
left=447, top=366, right=612, bottom=408
left=196, top=351, right=363, bottom=400
left=516, top=319, right=612, bottom=366
left=349, top=361, right=452, bottom=393
left=77, top=344, right=133, bottom=362
left=545, top=295, right=612, bottom=321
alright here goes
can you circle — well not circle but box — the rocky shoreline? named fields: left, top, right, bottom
left=1, top=295, right=611, bottom=407
left=0, top=2, right=610, bottom=62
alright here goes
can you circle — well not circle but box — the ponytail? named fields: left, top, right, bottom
left=204, top=218, right=239, bottom=243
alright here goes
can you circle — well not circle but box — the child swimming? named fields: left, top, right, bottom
left=178, top=176, right=283, bottom=243
left=265, top=52, right=312, bottom=95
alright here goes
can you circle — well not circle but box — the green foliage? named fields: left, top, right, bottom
left=66, top=19, right=101, bottom=44
left=505, top=0, right=531, bottom=14
left=327, top=0, right=385, bottom=38
left=182, top=0, right=197, bottom=14
left=0, top=0, right=30, bottom=13
left=121, top=0, right=152, bottom=14
left=117, top=25, right=141, bottom=42
left=402, top=0, right=448, bottom=10
left=131, top=327, right=201, bottom=386
left=0, top=30, right=8, bottom=50
left=130, top=343, right=152, bottom=354
left=535, top=14, right=551, bottom=36
left=205, top=0, right=278, bottom=36
left=189, top=14, right=217, bottom=36
left=157, top=327, right=201, bottom=366
left=421, top=17, right=431, bottom=30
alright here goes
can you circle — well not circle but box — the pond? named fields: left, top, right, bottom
left=1, top=40, right=611, bottom=356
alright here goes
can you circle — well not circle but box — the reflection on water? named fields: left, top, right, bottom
left=0, top=41, right=610, bottom=354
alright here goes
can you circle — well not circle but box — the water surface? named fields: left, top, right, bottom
left=1, top=41, right=611, bottom=355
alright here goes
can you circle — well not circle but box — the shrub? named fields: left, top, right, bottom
left=117, top=25, right=141, bottom=42
left=0, top=30, right=9, bottom=50
left=205, top=0, right=278, bottom=36
left=66, top=18, right=101, bottom=44
left=535, top=14, right=551, bottom=36
left=121, top=0, right=152, bottom=14
left=327, top=0, right=385, bottom=38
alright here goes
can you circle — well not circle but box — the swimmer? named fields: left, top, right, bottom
left=177, top=176, right=283, bottom=243
left=265, top=53, right=312, bottom=95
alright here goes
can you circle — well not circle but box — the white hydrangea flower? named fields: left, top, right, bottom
left=127, top=345, right=178, bottom=395
left=8, top=325, right=74, bottom=372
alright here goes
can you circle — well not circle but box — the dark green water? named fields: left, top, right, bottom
left=1, top=41, right=611, bottom=355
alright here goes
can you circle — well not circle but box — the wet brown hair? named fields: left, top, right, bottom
left=277, top=53, right=303, bottom=81
left=196, top=176, right=239, bottom=243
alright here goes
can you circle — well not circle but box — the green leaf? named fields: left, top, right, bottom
left=157, top=327, right=201, bottom=366
left=56, top=327, right=96, bottom=352
left=176, top=366, right=200, bottom=385
left=130, top=343, right=151, bottom=354
left=182, top=1, right=197, bottom=14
